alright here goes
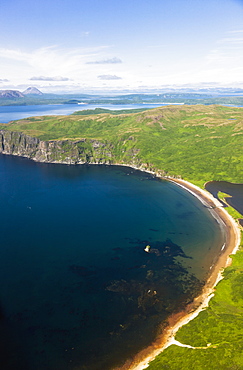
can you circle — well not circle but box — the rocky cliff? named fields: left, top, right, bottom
left=0, top=130, right=140, bottom=166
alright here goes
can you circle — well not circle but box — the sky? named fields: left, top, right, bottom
left=0, top=0, right=243, bottom=93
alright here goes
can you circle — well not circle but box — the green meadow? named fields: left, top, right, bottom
left=1, top=104, right=242, bottom=187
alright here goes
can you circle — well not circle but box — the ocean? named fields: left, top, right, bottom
left=0, top=154, right=225, bottom=370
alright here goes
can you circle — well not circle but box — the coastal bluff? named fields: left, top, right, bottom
left=0, top=104, right=242, bottom=184
left=0, top=129, right=132, bottom=165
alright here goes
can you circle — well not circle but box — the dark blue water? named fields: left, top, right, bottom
left=0, top=154, right=225, bottom=370
left=0, top=103, right=165, bottom=124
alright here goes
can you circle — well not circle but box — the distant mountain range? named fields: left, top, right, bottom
left=1, top=86, right=243, bottom=107
left=0, top=87, right=43, bottom=98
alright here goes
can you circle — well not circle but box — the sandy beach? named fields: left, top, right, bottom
left=114, top=177, right=241, bottom=370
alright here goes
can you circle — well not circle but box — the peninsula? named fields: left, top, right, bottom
left=0, top=104, right=242, bottom=185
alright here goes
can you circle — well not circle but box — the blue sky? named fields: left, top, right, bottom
left=0, top=0, right=243, bottom=92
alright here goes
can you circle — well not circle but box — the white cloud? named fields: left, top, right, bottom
left=86, top=57, right=122, bottom=64
left=81, top=31, right=90, bottom=37
left=217, top=37, right=243, bottom=48
left=0, top=48, right=30, bottom=62
left=30, top=76, right=70, bottom=81
left=98, top=75, right=122, bottom=80
left=0, top=45, right=112, bottom=83
left=205, top=35, right=243, bottom=66
left=228, top=29, right=243, bottom=34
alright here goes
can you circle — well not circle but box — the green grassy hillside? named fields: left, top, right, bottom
left=1, top=105, right=242, bottom=186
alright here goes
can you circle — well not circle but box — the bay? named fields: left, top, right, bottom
left=0, top=103, right=165, bottom=124
left=0, top=154, right=225, bottom=370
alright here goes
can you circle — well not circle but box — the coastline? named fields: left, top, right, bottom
left=114, top=176, right=241, bottom=370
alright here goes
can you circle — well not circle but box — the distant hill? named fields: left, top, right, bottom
left=0, top=90, right=24, bottom=99
left=22, top=87, right=43, bottom=95
left=0, top=87, right=43, bottom=100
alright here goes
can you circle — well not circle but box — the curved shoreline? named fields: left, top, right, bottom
left=0, top=153, right=241, bottom=370
left=114, top=177, right=241, bottom=370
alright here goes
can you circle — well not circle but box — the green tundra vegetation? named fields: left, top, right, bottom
left=72, top=107, right=149, bottom=115
left=0, top=104, right=242, bottom=369
left=1, top=104, right=242, bottom=187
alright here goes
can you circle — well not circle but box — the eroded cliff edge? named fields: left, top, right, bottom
left=0, top=129, right=140, bottom=166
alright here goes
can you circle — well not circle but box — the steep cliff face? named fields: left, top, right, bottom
left=0, top=130, right=39, bottom=156
left=0, top=130, right=140, bottom=166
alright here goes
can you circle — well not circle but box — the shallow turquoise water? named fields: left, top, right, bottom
left=0, top=155, right=225, bottom=369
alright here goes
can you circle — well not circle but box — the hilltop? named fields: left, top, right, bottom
left=0, top=86, right=43, bottom=100
left=22, top=87, right=43, bottom=95
left=0, top=104, right=242, bottom=186
left=0, top=90, right=24, bottom=98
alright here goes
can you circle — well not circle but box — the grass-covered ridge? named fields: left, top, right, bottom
left=1, top=104, right=242, bottom=186
left=72, top=107, right=149, bottom=115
